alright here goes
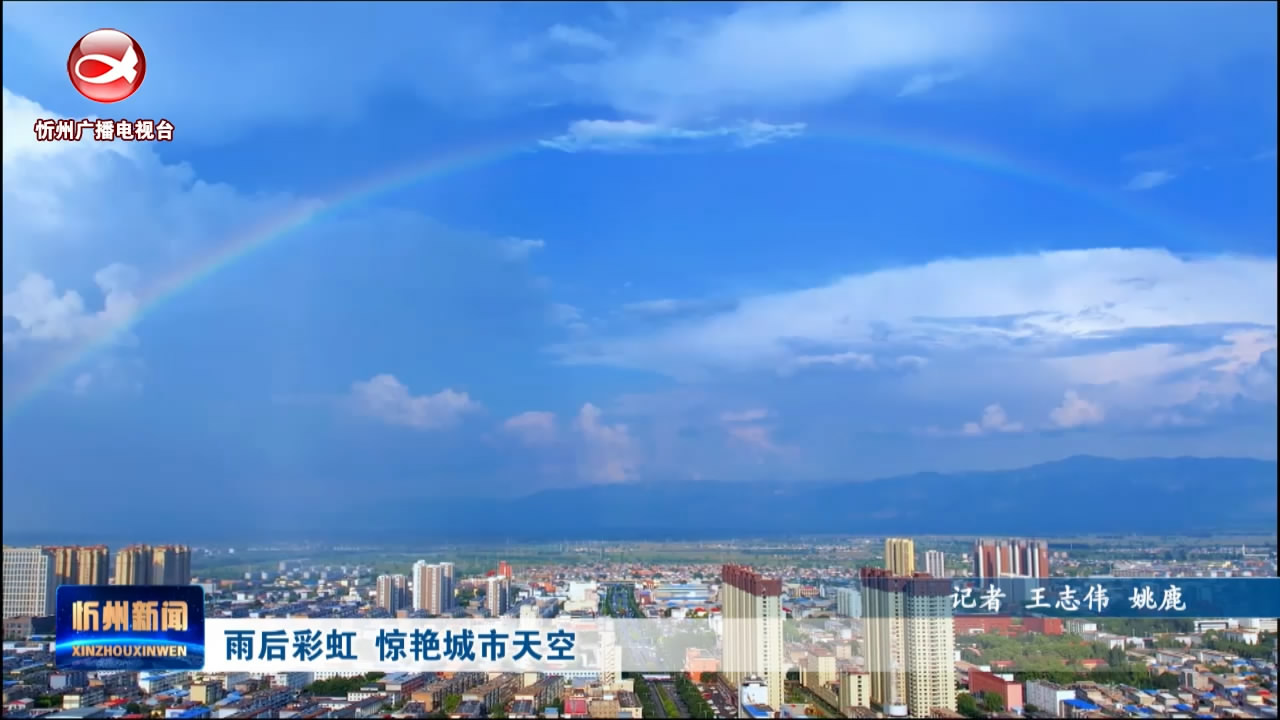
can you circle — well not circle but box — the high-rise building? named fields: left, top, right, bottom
left=412, top=561, right=447, bottom=614
left=376, top=574, right=410, bottom=613
left=393, top=574, right=410, bottom=611
left=839, top=671, right=871, bottom=711
left=599, top=630, right=621, bottom=688
left=50, top=546, right=78, bottom=586
left=973, top=539, right=1049, bottom=579
left=151, top=545, right=191, bottom=585
left=47, top=546, right=112, bottom=587
left=860, top=568, right=907, bottom=709
left=485, top=576, right=510, bottom=617
left=860, top=569, right=956, bottom=716
left=76, top=546, right=110, bottom=585
left=903, top=575, right=956, bottom=714
left=113, top=545, right=152, bottom=586
left=3, top=547, right=56, bottom=618
left=439, top=562, right=455, bottom=612
left=924, top=550, right=946, bottom=579
left=802, top=652, right=837, bottom=690
left=834, top=587, right=862, bottom=618
left=884, top=538, right=915, bottom=576
left=498, top=561, right=513, bottom=579
left=721, top=564, right=784, bottom=713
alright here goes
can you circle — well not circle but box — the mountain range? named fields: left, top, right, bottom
left=463, top=455, right=1277, bottom=540
left=8, top=455, right=1273, bottom=544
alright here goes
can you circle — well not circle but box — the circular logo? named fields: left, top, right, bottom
left=67, top=28, right=146, bottom=103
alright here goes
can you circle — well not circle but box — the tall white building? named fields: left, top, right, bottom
left=860, top=569, right=907, bottom=709
left=598, top=630, right=621, bottom=688
left=3, top=547, right=56, bottom=618
left=485, top=576, right=510, bottom=617
left=924, top=550, right=946, bottom=578
left=903, top=577, right=956, bottom=714
left=412, top=561, right=447, bottom=615
left=721, top=565, right=784, bottom=715
left=835, top=587, right=862, bottom=618
left=860, top=569, right=955, bottom=716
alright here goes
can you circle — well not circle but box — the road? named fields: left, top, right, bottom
left=640, top=677, right=668, bottom=719
left=603, top=582, right=642, bottom=618
left=656, top=680, right=690, bottom=718
left=708, top=676, right=737, bottom=718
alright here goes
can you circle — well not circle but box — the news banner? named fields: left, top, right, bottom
left=54, top=578, right=1280, bottom=674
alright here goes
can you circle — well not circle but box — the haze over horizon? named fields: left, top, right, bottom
left=3, top=3, right=1276, bottom=535
left=3, top=456, right=1275, bottom=543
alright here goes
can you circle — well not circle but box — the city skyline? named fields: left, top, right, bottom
left=3, top=2, right=1276, bottom=533
left=4, top=536, right=1277, bottom=717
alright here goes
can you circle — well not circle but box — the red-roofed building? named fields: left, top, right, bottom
left=955, top=616, right=1016, bottom=635
left=955, top=616, right=1064, bottom=636
left=969, top=670, right=1024, bottom=710
left=1079, top=659, right=1107, bottom=670
left=686, top=648, right=720, bottom=682
left=1022, top=616, right=1063, bottom=635
left=564, top=696, right=589, bottom=717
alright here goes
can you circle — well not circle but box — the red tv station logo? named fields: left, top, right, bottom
left=68, top=28, right=147, bottom=103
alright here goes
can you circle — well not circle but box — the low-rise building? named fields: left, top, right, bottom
left=1023, top=680, right=1075, bottom=716
left=969, top=670, right=1023, bottom=711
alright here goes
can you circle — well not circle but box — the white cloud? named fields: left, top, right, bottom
left=895, top=355, right=929, bottom=369
left=3, top=87, right=294, bottom=308
left=500, top=237, right=546, bottom=261
left=499, top=404, right=642, bottom=482
left=548, top=303, right=588, bottom=334
left=3, top=88, right=554, bottom=395
left=962, top=404, right=1025, bottom=436
left=6, top=4, right=1269, bottom=144
left=2, top=264, right=140, bottom=346
left=1049, top=390, right=1105, bottom=428
left=61, top=356, right=146, bottom=398
left=503, top=410, right=558, bottom=446
left=1126, top=170, right=1176, bottom=190
left=719, top=407, right=781, bottom=452
left=720, top=408, right=768, bottom=423
left=349, top=374, right=480, bottom=430
left=564, top=3, right=1002, bottom=120
left=726, top=423, right=777, bottom=451
left=559, top=249, right=1275, bottom=372
left=574, top=402, right=637, bottom=483
left=557, top=249, right=1276, bottom=428
left=540, top=118, right=805, bottom=153
left=624, top=299, right=697, bottom=315
left=898, top=70, right=962, bottom=97
left=73, top=373, right=93, bottom=394
left=548, top=24, right=615, bottom=53
left=786, top=351, right=877, bottom=374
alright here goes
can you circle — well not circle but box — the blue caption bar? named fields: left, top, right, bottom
left=942, top=577, right=1280, bottom=618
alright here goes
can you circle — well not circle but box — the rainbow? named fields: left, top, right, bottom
left=3, top=123, right=1192, bottom=417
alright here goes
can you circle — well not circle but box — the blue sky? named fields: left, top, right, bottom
left=2, top=2, right=1276, bottom=533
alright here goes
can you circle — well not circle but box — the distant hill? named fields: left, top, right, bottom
left=7, top=455, right=1272, bottom=544
left=462, top=455, right=1277, bottom=540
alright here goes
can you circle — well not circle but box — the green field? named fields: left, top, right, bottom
left=190, top=535, right=1274, bottom=580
